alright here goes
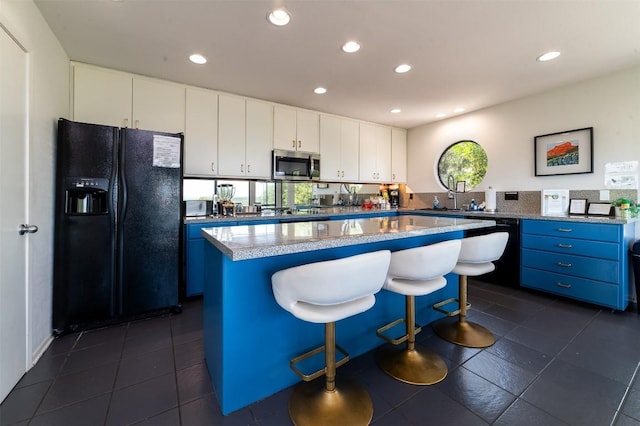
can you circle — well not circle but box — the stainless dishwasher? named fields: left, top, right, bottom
left=464, top=216, right=520, bottom=287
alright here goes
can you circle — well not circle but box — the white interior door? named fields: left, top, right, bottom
left=0, top=27, right=29, bottom=403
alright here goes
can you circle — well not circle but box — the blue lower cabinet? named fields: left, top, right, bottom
left=520, top=219, right=634, bottom=310
left=185, top=222, right=236, bottom=297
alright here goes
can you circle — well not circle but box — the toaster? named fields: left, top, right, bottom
left=184, top=200, right=213, bottom=217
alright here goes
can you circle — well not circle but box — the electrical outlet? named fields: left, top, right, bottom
left=505, top=192, right=519, bottom=201
left=409, top=193, right=413, bottom=200
left=600, top=190, right=610, bottom=201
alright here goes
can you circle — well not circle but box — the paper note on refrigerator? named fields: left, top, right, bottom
left=152, top=135, right=181, bottom=168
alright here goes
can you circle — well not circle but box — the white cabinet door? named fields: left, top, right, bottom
left=72, top=65, right=132, bottom=128
left=218, top=95, right=246, bottom=177
left=296, top=109, right=319, bottom=153
left=184, top=88, right=218, bottom=177
left=340, top=119, right=360, bottom=181
left=273, top=106, right=297, bottom=151
left=245, top=100, right=273, bottom=179
left=319, top=115, right=342, bottom=181
left=132, top=78, right=185, bottom=133
left=274, top=106, right=319, bottom=152
left=320, top=115, right=359, bottom=181
left=359, top=122, right=391, bottom=182
left=391, top=127, right=407, bottom=183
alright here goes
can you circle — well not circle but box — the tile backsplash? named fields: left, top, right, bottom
left=403, top=189, right=638, bottom=214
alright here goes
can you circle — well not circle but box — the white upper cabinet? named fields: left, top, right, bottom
left=217, top=96, right=273, bottom=179
left=72, top=63, right=185, bottom=134
left=359, top=122, right=391, bottom=182
left=72, top=65, right=133, bottom=128
left=217, top=95, right=246, bottom=177
left=132, top=78, right=185, bottom=133
left=273, top=106, right=319, bottom=153
left=245, top=100, right=273, bottom=179
left=320, top=115, right=359, bottom=182
left=184, top=88, right=218, bottom=177
left=391, top=127, right=407, bottom=183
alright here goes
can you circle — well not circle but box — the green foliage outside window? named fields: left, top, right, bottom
left=437, top=141, right=488, bottom=191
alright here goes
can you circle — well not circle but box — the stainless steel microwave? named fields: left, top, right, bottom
left=272, top=149, right=320, bottom=181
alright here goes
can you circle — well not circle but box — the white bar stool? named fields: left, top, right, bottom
left=375, top=240, right=461, bottom=385
left=432, top=232, right=509, bottom=348
left=271, top=250, right=391, bottom=426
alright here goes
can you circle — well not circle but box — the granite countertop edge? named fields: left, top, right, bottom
left=185, top=206, right=637, bottom=225
left=201, top=217, right=494, bottom=261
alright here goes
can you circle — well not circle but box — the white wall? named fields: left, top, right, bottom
left=0, top=1, right=69, bottom=362
left=408, top=66, right=640, bottom=193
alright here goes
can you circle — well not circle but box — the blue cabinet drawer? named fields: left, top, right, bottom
left=521, top=248, right=618, bottom=283
left=521, top=220, right=619, bottom=242
left=521, top=267, right=619, bottom=309
left=521, top=234, right=619, bottom=260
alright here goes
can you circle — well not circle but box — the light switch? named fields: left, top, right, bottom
left=600, top=190, right=610, bottom=201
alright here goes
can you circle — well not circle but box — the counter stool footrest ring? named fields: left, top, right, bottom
left=433, top=297, right=471, bottom=317
left=376, top=318, right=422, bottom=345
left=290, top=344, right=350, bottom=382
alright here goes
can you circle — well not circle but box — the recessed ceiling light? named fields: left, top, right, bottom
left=537, top=51, right=561, bottom=62
left=453, top=107, right=465, bottom=113
left=314, top=87, right=327, bottom=95
left=268, top=8, right=290, bottom=26
left=394, top=64, right=412, bottom=74
left=435, top=113, right=447, bottom=118
left=189, top=54, right=207, bottom=65
left=390, top=108, right=401, bottom=114
left=342, top=41, right=361, bottom=53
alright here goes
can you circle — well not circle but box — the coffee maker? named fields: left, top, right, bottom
left=389, top=184, right=400, bottom=208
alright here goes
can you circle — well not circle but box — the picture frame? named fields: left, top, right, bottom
left=569, top=198, right=587, bottom=215
left=534, top=127, right=593, bottom=176
left=587, top=202, right=613, bottom=216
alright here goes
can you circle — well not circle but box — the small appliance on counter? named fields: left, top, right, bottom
left=389, top=184, right=400, bottom=208
left=184, top=200, right=213, bottom=217
left=217, top=184, right=236, bottom=216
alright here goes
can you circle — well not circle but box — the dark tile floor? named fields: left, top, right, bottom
left=2, top=280, right=640, bottom=425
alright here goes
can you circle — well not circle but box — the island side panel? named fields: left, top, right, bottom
left=204, top=231, right=463, bottom=415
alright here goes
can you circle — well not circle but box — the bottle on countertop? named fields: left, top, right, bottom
left=470, top=199, right=477, bottom=211
left=433, top=196, right=440, bottom=209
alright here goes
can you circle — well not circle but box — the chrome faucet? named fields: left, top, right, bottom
left=447, top=175, right=458, bottom=210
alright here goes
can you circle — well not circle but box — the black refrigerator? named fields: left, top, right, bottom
left=53, top=119, right=183, bottom=335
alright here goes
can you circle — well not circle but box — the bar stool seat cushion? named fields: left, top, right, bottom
left=384, top=239, right=462, bottom=296
left=272, top=250, right=391, bottom=323
left=452, top=232, right=509, bottom=277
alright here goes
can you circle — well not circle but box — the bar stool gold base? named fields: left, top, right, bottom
left=432, top=317, right=495, bottom=348
left=289, top=377, right=373, bottom=426
left=376, top=345, right=447, bottom=385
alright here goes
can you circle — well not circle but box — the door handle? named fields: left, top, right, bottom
left=19, top=224, right=38, bottom=235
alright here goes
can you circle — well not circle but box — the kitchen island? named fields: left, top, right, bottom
left=201, top=214, right=495, bottom=414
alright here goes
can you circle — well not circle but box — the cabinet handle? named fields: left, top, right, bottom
left=211, top=162, right=215, bottom=172
left=337, top=170, right=341, bottom=178
left=556, top=228, right=573, bottom=232
left=123, top=118, right=129, bottom=128
left=292, top=140, right=296, bottom=149
left=557, top=261, right=572, bottom=268
left=298, top=140, right=302, bottom=149
left=341, top=171, right=344, bottom=178
left=557, top=243, right=573, bottom=249
left=247, top=164, right=251, bottom=174
left=240, top=164, right=244, bottom=173
left=556, top=282, right=572, bottom=289
left=134, top=119, right=139, bottom=129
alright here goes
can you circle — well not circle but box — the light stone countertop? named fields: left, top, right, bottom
left=201, top=214, right=495, bottom=261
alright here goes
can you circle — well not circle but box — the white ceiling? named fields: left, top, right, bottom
left=35, top=0, right=640, bottom=129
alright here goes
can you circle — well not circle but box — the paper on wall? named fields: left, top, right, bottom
left=604, top=161, right=638, bottom=189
